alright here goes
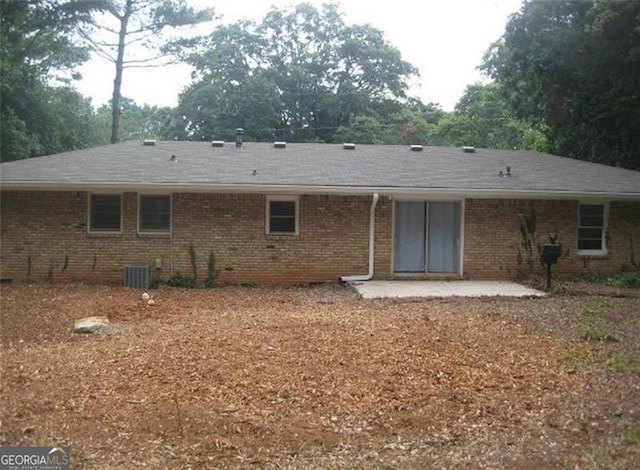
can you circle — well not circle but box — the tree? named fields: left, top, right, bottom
left=482, top=0, right=640, bottom=169
left=81, top=0, right=213, bottom=143
left=0, top=0, right=101, bottom=161
left=178, top=3, right=417, bottom=143
left=430, top=83, right=548, bottom=150
left=94, top=97, right=177, bottom=142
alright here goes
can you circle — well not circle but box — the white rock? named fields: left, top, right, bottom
left=73, top=316, right=109, bottom=334
left=141, top=292, right=150, bottom=301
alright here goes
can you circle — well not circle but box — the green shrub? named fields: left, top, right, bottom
left=204, top=251, right=216, bottom=288
left=606, top=269, right=640, bottom=289
left=167, top=273, right=196, bottom=288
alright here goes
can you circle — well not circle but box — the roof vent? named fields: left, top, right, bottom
left=211, top=140, right=224, bottom=147
left=462, top=146, right=476, bottom=153
left=343, top=143, right=356, bottom=150
left=143, top=139, right=156, bottom=146
left=274, top=141, right=287, bottom=148
left=410, top=145, right=423, bottom=152
left=235, top=128, right=244, bottom=148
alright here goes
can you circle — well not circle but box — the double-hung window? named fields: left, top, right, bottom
left=139, top=195, right=171, bottom=233
left=89, top=194, right=121, bottom=233
left=267, top=196, right=298, bottom=235
left=577, top=203, right=607, bottom=255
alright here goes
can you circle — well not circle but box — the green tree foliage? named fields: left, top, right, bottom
left=430, top=83, right=549, bottom=150
left=178, top=3, right=417, bottom=143
left=81, top=0, right=213, bottom=143
left=0, top=0, right=101, bottom=161
left=94, top=97, right=177, bottom=142
left=482, top=0, right=640, bottom=169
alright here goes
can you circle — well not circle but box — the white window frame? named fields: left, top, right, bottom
left=266, top=195, right=299, bottom=235
left=137, top=194, right=172, bottom=235
left=88, top=193, right=122, bottom=234
left=577, top=201, right=608, bottom=256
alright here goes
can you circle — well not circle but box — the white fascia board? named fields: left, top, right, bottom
left=1, top=181, right=640, bottom=200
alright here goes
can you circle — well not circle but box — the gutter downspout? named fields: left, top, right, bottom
left=340, top=193, right=379, bottom=283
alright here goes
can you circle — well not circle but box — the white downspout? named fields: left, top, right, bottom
left=340, top=193, right=379, bottom=283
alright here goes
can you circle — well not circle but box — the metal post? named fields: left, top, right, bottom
left=546, top=262, right=552, bottom=291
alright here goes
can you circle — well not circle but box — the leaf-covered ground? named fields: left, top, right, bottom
left=1, top=283, right=638, bottom=468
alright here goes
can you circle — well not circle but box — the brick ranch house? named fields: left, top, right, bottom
left=1, top=140, right=639, bottom=285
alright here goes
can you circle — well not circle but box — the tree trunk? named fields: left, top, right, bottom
left=110, top=1, right=132, bottom=144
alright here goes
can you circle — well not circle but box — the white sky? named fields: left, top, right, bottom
left=75, top=0, right=523, bottom=112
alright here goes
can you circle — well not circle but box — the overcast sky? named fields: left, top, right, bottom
left=75, top=0, right=523, bottom=112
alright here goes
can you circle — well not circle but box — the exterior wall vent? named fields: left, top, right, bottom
left=410, top=145, right=423, bottom=152
left=462, top=146, right=476, bottom=153
left=211, top=140, right=224, bottom=147
left=143, top=139, right=156, bottom=146
left=123, top=264, right=151, bottom=289
left=274, top=141, right=287, bottom=148
left=343, top=143, right=356, bottom=150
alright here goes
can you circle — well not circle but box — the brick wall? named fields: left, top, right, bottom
left=0, top=191, right=371, bottom=285
left=463, top=199, right=640, bottom=278
left=1, top=191, right=637, bottom=284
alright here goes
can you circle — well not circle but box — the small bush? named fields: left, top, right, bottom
left=204, top=251, right=216, bottom=288
left=167, top=273, right=196, bottom=288
left=606, top=269, right=640, bottom=289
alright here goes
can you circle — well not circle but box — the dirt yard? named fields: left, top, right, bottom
left=1, top=282, right=639, bottom=468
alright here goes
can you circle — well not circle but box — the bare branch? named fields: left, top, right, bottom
left=122, top=61, right=178, bottom=69
left=122, top=54, right=174, bottom=65
left=124, top=31, right=156, bottom=47
left=77, top=30, right=117, bottom=62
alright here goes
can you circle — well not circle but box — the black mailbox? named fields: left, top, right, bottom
left=539, top=244, right=561, bottom=265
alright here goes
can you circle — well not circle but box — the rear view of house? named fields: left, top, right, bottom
left=1, top=140, right=639, bottom=285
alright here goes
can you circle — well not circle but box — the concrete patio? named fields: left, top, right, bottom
left=351, top=280, right=546, bottom=299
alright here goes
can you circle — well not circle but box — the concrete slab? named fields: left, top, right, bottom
left=352, top=280, right=546, bottom=299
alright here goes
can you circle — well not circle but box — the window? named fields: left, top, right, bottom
left=267, top=196, right=298, bottom=235
left=578, top=203, right=607, bottom=254
left=89, top=194, right=121, bottom=232
left=139, top=195, right=171, bottom=233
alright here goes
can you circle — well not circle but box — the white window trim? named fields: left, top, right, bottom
left=87, top=193, right=122, bottom=234
left=577, top=201, right=609, bottom=256
left=137, top=194, right=172, bottom=235
left=266, top=195, right=299, bottom=235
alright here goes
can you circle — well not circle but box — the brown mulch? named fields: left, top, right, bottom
left=1, top=283, right=638, bottom=468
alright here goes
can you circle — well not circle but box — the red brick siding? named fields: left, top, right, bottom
left=0, top=191, right=371, bottom=285
left=1, top=191, right=637, bottom=284
left=463, top=199, right=640, bottom=278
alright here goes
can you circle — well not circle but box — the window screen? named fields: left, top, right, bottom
left=139, top=195, right=171, bottom=233
left=90, top=194, right=121, bottom=232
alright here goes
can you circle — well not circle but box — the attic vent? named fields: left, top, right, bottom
left=410, top=145, right=423, bottom=152
left=343, top=143, right=356, bottom=150
left=143, top=139, right=156, bottom=146
left=211, top=140, right=224, bottom=147
left=274, top=141, right=287, bottom=148
left=462, top=146, right=476, bottom=153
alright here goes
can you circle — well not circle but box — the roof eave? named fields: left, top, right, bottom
left=1, top=181, right=639, bottom=200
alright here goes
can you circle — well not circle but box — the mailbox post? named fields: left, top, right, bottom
left=539, top=241, right=562, bottom=291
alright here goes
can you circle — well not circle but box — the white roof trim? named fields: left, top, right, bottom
left=2, top=181, right=639, bottom=200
